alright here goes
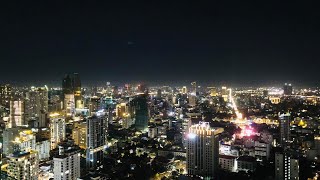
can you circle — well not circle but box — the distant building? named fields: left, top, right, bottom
left=279, top=113, right=291, bottom=147
left=182, top=86, right=188, bottom=94
left=50, top=114, right=66, bottom=149
left=53, top=143, right=81, bottom=180
left=64, top=94, right=75, bottom=117
left=3, top=128, right=36, bottom=155
left=254, top=141, right=270, bottom=160
left=130, top=95, right=149, bottom=131
left=186, top=122, right=223, bottom=179
left=86, top=116, right=106, bottom=170
left=219, top=155, right=237, bottom=172
left=283, top=83, right=293, bottom=95
left=9, top=99, right=25, bottom=128
left=269, top=96, right=281, bottom=104
left=25, top=86, right=48, bottom=127
left=275, top=152, right=299, bottom=180
left=72, top=121, right=87, bottom=149
left=0, top=84, right=12, bottom=107
left=237, top=156, right=257, bottom=172
left=35, top=139, right=50, bottom=161
left=7, top=151, right=39, bottom=180
left=62, top=73, right=83, bottom=109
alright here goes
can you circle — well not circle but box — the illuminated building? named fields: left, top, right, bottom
left=191, top=81, right=197, bottom=94
left=254, top=141, right=270, bottom=160
left=221, top=86, right=228, bottom=102
left=182, top=86, right=188, bottom=94
left=89, top=96, right=101, bottom=115
left=53, top=144, right=81, bottom=180
left=283, top=83, right=293, bottom=95
left=86, top=115, right=106, bottom=170
left=62, top=73, right=83, bottom=109
left=130, top=95, right=149, bottom=131
left=35, top=139, right=50, bottom=161
left=207, top=87, right=217, bottom=96
left=7, top=151, right=39, bottom=180
left=9, top=99, right=25, bottom=128
left=116, top=103, right=128, bottom=118
left=64, top=94, right=75, bottom=117
left=186, top=122, right=224, bottom=178
left=25, top=86, right=48, bottom=127
left=50, top=114, right=66, bottom=149
left=279, top=113, right=290, bottom=147
left=122, top=113, right=132, bottom=129
left=188, top=95, right=197, bottom=107
left=3, top=128, right=36, bottom=155
left=73, top=73, right=83, bottom=109
left=72, top=121, right=87, bottom=149
left=275, top=152, right=299, bottom=180
left=219, top=155, right=237, bottom=172
left=0, top=84, right=12, bottom=107
left=269, top=96, right=281, bottom=104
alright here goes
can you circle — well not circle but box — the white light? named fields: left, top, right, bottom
left=187, top=133, right=196, bottom=139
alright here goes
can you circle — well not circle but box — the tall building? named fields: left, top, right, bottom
left=130, top=95, right=149, bottom=131
left=7, top=151, right=39, bottom=180
left=50, top=114, right=66, bottom=149
left=53, top=143, right=81, bottom=180
left=86, top=115, right=106, bottom=170
left=25, top=86, right=48, bottom=127
left=182, top=86, right=188, bottom=94
left=0, top=84, right=12, bottom=107
left=62, top=73, right=83, bottom=109
left=188, top=95, right=197, bottom=107
left=283, top=83, right=293, bottom=95
left=279, top=113, right=291, bottom=147
left=73, top=73, right=82, bottom=109
left=186, top=122, right=224, bottom=179
left=64, top=94, right=75, bottom=117
left=9, top=99, right=25, bottom=128
left=116, top=103, right=128, bottom=118
left=191, top=81, right=197, bottom=95
left=72, top=121, right=87, bottom=149
left=3, top=128, right=36, bottom=155
left=275, top=152, right=299, bottom=180
left=157, top=89, right=162, bottom=98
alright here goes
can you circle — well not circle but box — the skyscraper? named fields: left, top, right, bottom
left=62, top=73, right=83, bottom=109
left=9, top=99, right=25, bottom=128
left=50, top=113, right=66, bottom=149
left=73, top=73, right=82, bottom=108
left=86, top=115, right=106, bottom=170
left=283, top=83, right=293, bottom=95
left=72, top=121, right=87, bottom=149
left=64, top=94, right=75, bottom=117
left=130, top=95, right=149, bottom=131
left=186, top=122, right=224, bottom=179
left=25, top=86, right=48, bottom=127
left=0, top=84, right=12, bottom=107
left=7, top=151, right=39, bottom=180
left=279, top=113, right=291, bottom=147
left=53, top=143, right=81, bottom=180
left=275, top=152, right=299, bottom=180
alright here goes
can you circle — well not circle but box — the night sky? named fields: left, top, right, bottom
left=2, top=1, right=320, bottom=86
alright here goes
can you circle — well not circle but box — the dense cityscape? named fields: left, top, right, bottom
left=0, top=77, right=319, bottom=179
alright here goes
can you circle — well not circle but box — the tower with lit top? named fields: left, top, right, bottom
left=186, top=122, right=224, bottom=179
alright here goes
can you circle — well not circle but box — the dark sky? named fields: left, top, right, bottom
left=2, top=1, right=320, bottom=86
